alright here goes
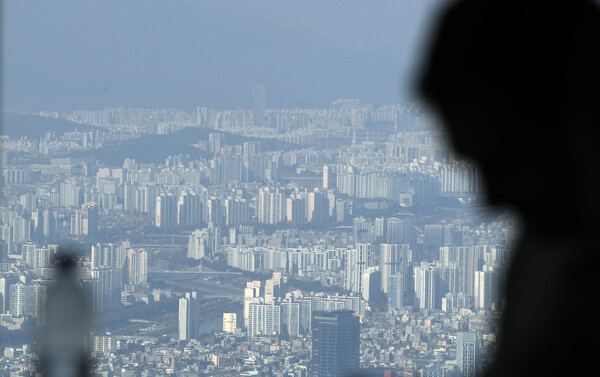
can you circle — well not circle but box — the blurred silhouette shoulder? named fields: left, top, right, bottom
left=418, top=0, right=600, bottom=376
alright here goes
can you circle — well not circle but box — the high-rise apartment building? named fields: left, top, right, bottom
left=380, top=243, right=412, bottom=294
left=223, top=313, right=237, bottom=334
left=91, top=243, right=125, bottom=270
left=187, top=229, right=211, bottom=260
left=155, top=193, right=178, bottom=228
left=177, top=191, right=204, bottom=226
left=388, top=273, right=405, bottom=310
left=361, top=266, right=381, bottom=302
left=0, top=224, right=12, bottom=255
left=281, top=298, right=301, bottom=337
left=81, top=202, right=98, bottom=235
left=257, top=187, right=284, bottom=224
left=439, top=246, right=480, bottom=300
left=9, top=282, right=29, bottom=317
left=311, top=310, right=360, bottom=377
left=0, top=277, right=7, bottom=314
left=386, top=215, right=415, bottom=246
left=89, top=267, right=123, bottom=313
left=456, top=331, right=478, bottom=377
left=209, top=133, right=224, bottom=155
left=323, top=165, right=336, bottom=189
left=244, top=281, right=262, bottom=327
left=179, top=292, right=199, bottom=341
left=414, top=262, right=441, bottom=310
left=345, top=243, right=373, bottom=294
left=126, top=248, right=148, bottom=286
left=247, top=300, right=280, bottom=340
left=286, top=192, right=306, bottom=224
left=307, top=189, right=329, bottom=224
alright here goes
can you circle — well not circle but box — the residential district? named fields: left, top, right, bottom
left=0, top=96, right=518, bottom=376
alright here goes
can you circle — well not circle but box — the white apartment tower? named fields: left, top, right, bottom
left=178, top=292, right=199, bottom=341
left=126, top=248, right=148, bottom=286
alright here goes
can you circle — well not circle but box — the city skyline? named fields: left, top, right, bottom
left=0, top=1, right=520, bottom=376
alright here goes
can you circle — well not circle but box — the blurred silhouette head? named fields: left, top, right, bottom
left=53, top=252, right=78, bottom=277
left=419, top=0, right=600, bottom=231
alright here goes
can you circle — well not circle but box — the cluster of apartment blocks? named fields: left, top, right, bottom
left=0, top=241, right=149, bottom=329
left=220, top=210, right=511, bottom=316
left=61, top=101, right=427, bottom=136
left=0, top=199, right=97, bottom=256
left=223, top=243, right=507, bottom=313
left=177, top=272, right=366, bottom=343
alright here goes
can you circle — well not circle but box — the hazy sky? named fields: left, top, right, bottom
left=2, top=0, right=446, bottom=111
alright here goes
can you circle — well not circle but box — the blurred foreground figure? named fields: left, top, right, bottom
left=419, top=0, right=600, bottom=376
left=41, top=252, right=91, bottom=377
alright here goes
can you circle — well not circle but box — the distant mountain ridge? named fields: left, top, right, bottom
left=45, top=126, right=296, bottom=167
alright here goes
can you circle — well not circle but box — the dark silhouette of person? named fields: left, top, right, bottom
left=40, top=251, right=91, bottom=377
left=418, top=0, right=600, bottom=375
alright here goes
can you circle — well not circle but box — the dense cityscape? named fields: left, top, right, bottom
left=0, top=90, right=518, bottom=377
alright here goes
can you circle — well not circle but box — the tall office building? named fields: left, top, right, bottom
left=179, top=292, right=199, bottom=341
left=456, top=332, right=478, bottom=377
left=311, top=310, right=360, bottom=377
left=253, top=84, right=266, bottom=127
